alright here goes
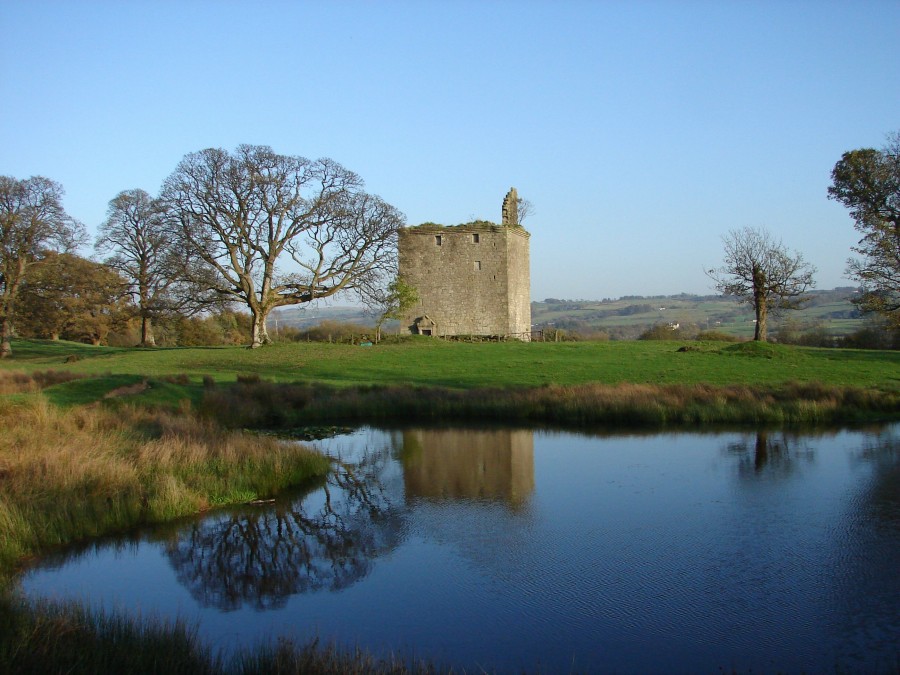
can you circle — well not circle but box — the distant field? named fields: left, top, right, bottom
left=532, top=287, right=862, bottom=339
left=273, top=288, right=864, bottom=341
left=3, top=337, right=897, bottom=392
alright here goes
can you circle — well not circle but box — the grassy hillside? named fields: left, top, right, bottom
left=532, top=287, right=862, bottom=339
left=2, top=337, right=897, bottom=392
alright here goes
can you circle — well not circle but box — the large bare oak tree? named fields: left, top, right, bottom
left=0, top=176, right=84, bottom=358
left=161, top=145, right=404, bottom=348
left=708, top=226, right=816, bottom=342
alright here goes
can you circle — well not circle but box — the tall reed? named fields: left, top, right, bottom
left=0, top=394, right=330, bottom=574
left=0, top=592, right=451, bottom=674
left=0, top=368, right=84, bottom=395
left=201, top=379, right=900, bottom=430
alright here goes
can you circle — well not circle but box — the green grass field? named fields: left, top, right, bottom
left=3, top=337, right=898, bottom=392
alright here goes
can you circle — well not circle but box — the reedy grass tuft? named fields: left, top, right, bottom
left=235, top=637, right=449, bottom=674
left=0, top=368, right=85, bottom=395
left=0, top=395, right=330, bottom=575
left=200, top=378, right=900, bottom=430
left=0, top=592, right=219, bottom=675
left=0, top=592, right=455, bottom=674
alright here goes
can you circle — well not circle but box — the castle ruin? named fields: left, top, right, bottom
left=398, top=188, right=531, bottom=340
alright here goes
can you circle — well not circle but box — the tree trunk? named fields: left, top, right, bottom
left=1, top=285, right=18, bottom=359
left=754, top=299, right=768, bottom=341
left=249, top=308, right=271, bottom=349
left=141, top=315, right=156, bottom=347
left=753, top=300, right=769, bottom=342
left=0, top=314, right=11, bottom=359
left=751, top=266, right=768, bottom=341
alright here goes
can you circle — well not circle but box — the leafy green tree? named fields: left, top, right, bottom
left=161, top=145, right=405, bottom=348
left=828, top=131, right=900, bottom=327
left=16, top=252, right=130, bottom=344
left=708, top=226, right=816, bottom=342
left=369, top=277, right=418, bottom=342
left=0, top=176, right=84, bottom=357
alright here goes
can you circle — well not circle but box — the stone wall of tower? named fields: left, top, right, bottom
left=505, top=227, right=531, bottom=337
left=398, top=223, right=531, bottom=340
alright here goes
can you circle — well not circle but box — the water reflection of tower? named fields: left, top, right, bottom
left=400, top=429, right=535, bottom=507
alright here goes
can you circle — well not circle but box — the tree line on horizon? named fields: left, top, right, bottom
left=1, top=134, right=898, bottom=357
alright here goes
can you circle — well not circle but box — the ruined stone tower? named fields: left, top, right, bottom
left=398, top=188, right=531, bottom=340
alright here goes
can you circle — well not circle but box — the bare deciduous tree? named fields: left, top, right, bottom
left=160, top=145, right=404, bottom=348
left=708, top=226, right=816, bottom=342
left=515, top=196, right=534, bottom=224
left=0, top=175, right=84, bottom=358
left=96, top=188, right=186, bottom=346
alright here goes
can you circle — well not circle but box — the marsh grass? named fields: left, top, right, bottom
left=236, top=638, right=449, bottom=674
left=0, top=592, right=453, bottom=674
left=0, top=592, right=217, bottom=674
left=0, top=368, right=85, bottom=395
left=0, top=391, right=330, bottom=574
left=201, top=379, right=900, bottom=430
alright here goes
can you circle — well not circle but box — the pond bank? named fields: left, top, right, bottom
left=0, top=395, right=330, bottom=577
left=202, top=378, right=900, bottom=430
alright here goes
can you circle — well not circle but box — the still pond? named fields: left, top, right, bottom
left=22, top=426, right=900, bottom=673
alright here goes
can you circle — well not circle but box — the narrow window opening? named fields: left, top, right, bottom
left=474, top=261, right=482, bottom=271
left=472, top=233, right=480, bottom=243
left=435, top=235, right=442, bottom=246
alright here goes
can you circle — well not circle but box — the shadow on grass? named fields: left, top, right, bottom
left=5, top=339, right=127, bottom=361
left=5, top=340, right=237, bottom=365
left=41, top=375, right=203, bottom=409
left=43, top=375, right=149, bottom=407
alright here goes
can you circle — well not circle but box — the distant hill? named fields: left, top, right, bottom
left=270, top=288, right=864, bottom=341
left=533, top=287, right=862, bottom=339
left=271, top=305, right=372, bottom=330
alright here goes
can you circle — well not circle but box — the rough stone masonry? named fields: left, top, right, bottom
left=398, top=188, right=531, bottom=340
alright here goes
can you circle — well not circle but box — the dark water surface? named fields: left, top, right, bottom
left=21, top=426, right=900, bottom=673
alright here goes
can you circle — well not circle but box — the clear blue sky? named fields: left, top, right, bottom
left=2, top=0, right=898, bottom=301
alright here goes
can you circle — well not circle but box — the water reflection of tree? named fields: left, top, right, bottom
left=852, top=428, right=900, bottom=534
left=165, top=448, right=403, bottom=611
left=725, top=431, right=815, bottom=477
left=821, top=427, right=900, bottom=671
